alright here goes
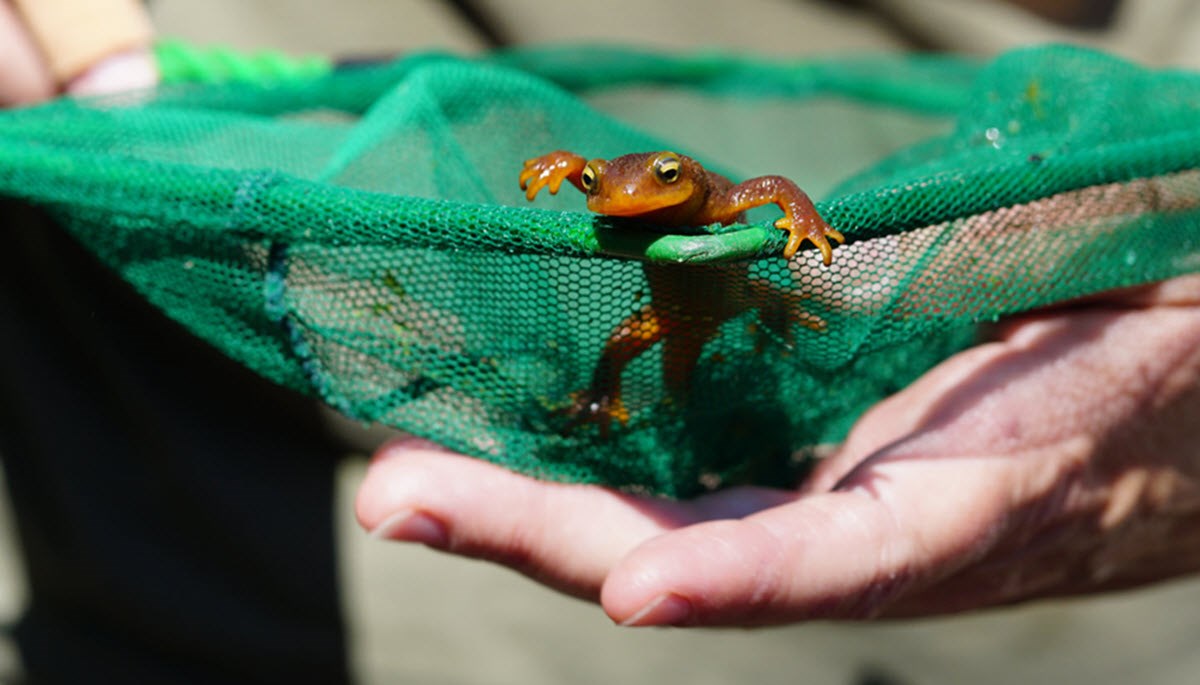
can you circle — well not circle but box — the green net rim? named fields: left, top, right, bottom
left=4, top=44, right=1196, bottom=264
left=6, top=125, right=1200, bottom=263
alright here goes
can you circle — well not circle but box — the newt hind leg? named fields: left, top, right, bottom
left=745, top=278, right=826, bottom=356
left=558, top=303, right=662, bottom=437
left=559, top=304, right=720, bottom=438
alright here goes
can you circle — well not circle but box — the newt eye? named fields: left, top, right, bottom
left=654, top=155, right=682, bottom=184
left=581, top=164, right=598, bottom=193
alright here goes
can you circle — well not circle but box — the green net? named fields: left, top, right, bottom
left=2, top=44, right=1199, bottom=497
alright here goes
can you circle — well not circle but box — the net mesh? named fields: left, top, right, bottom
left=2, top=44, right=1199, bottom=497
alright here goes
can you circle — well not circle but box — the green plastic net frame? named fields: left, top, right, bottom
left=2, top=43, right=1199, bottom=497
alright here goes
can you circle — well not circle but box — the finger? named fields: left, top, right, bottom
left=354, top=439, right=698, bottom=598
left=0, top=1, right=55, bottom=105
left=1089, top=273, right=1200, bottom=308
left=66, top=48, right=158, bottom=96
left=524, top=178, right=546, bottom=201
left=601, top=447, right=1018, bottom=626
left=802, top=340, right=1012, bottom=493
left=355, top=437, right=796, bottom=601
left=607, top=303, right=1200, bottom=626
left=816, top=236, right=832, bottom=265
left=355, top=438, right=640, bottom=599
left=518, top=165, right=536, bottom=189
left=807, top=286, right=1200, bottom=494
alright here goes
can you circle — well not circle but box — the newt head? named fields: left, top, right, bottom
left=581, top=151, right=709, bottom=221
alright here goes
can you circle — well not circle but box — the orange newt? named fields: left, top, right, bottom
left=520, top=150, right=842, bottom=432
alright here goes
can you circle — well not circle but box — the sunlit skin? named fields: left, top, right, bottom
left=359, top=274, right=1200, bottom=627
left=361, top=158, right=1200, bottom=628
left=519, top=150, right=840, bottom=431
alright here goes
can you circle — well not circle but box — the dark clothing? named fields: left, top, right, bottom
left=0, top=200, right=350, bottom=683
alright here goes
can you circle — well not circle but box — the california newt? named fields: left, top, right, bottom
left=520, top=150, right=841, bottom=432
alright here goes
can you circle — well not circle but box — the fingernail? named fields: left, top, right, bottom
left=369, top=509, right=448, bottom=548
left=67, top=50, right=158, bottom=96
left=619, top=593, right=693, bottom=627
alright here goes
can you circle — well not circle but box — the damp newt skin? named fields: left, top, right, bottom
left=520, top=150, right=840, bottom=432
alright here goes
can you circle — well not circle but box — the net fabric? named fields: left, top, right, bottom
left=1, top=44, right=1198, bottom=497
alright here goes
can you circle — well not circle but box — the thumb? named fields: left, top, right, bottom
left=0, top=1, right=54, bottom=105
left=600, top=448, right=1019, bottom=626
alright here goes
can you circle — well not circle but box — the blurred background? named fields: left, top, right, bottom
left=4, top=1, right=1200, bottom=683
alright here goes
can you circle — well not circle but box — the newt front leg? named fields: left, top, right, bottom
left=706, top=176, right=845, bottom=264
left=519, top=151, right=588, bottom=200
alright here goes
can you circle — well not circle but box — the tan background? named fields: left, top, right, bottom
left=5, top=1, right=1200, bottom=682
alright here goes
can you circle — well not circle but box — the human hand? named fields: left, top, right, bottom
left=0, top=0, right=156, bottom=106
left=355, top=274, right=1200, bottom=627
